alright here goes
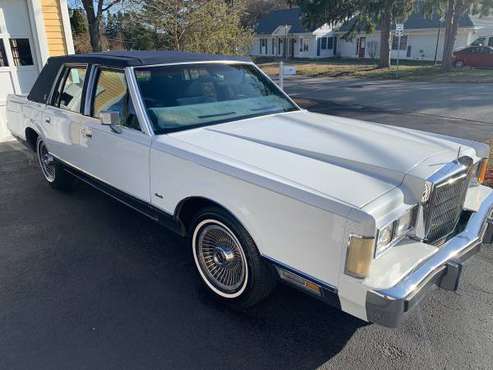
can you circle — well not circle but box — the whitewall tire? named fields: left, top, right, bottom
left=189, top=206, right=277, bottom=308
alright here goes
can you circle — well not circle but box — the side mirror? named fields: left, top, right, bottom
left=100, top=111, right=122, bottom=133
left=100, top=111, right=120, bottom=125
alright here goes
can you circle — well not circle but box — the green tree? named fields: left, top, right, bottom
left=70, top=8, right=87, bottom=36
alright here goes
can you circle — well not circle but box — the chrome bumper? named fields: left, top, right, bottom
left=366, top=190, right=493, bottom=328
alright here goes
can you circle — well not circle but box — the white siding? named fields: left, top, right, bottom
left=336, top=29, right=475, bottom=61
left=251, top=28, right=477, bottom=61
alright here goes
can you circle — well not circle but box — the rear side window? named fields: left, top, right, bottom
left=92, top=69, right=140, bottom=131
left=55, top=66, right=87, bottom=113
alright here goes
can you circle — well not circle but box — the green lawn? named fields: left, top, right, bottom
left=257, top=58, right=493, bottom=83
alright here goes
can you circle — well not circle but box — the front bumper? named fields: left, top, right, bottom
left=366, top=190, right=493, bottom=328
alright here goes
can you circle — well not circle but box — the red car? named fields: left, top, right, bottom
left=453, top=46, right=493, bottom=68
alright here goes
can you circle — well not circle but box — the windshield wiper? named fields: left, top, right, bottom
left=198, top=112, right=236, bottom=119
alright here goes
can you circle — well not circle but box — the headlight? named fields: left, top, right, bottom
left=376, top=223, right=395, bottom=256
left=375, top=207, right=416, bottom=256
left=396, top=208, right=415, bottom=235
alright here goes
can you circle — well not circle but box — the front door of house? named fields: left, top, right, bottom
left=358, top=37, right=366, bottom=58
left=0, top=0, right=40, bottom=138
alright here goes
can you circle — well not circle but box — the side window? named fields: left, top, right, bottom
left=56, top=66, right=87, bottom=113
left=92, top=69, right=140, bottom=131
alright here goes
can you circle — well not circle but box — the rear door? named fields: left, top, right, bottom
left=76, top=67, right=151, bottom=203
left=43, top=64, right=89, bottom=165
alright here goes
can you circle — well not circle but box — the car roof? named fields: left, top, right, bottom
left=47, top=50, right=251, bottom=68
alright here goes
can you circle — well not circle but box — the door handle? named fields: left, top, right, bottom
left=81, top=127, right=93, bottom=138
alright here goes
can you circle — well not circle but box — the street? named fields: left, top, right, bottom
left=1, top=78, right=493, bottom=369
left=285, top=77, right=493, bottom=125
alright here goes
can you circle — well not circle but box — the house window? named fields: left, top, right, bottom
left=278, top=38, right=283, bottom=55
left=259, top=39, right=268, bottom=54
left=9, top=39, right=33, bottom=66
left=299, top=38, right=303, bottom=52
left=303, top=40, right=309, bottom=52
left=392, top=35, right=407, bottom=50
left=321, top=37, right=327, bottom=49
left=327, top=37, right=334, bottom=50
left=272, top=38, right=275, bottom=54
left=0, top=40, right=8, bottom=67
left=489, top=38, right=493, bottom=47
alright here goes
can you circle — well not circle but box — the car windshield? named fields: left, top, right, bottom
left=134, top=63, right=299, bottom=134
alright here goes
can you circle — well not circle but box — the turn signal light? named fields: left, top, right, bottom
left=478, top=158, right=489, bottom=184
left=345, top=235, right=375, bottom=279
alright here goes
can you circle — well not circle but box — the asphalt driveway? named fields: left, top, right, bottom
left=1, top=137, right=493, bottom=369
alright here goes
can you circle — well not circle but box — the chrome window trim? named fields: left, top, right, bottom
left=47, top=63, right=89, bottom=109
left=83, top=64, right=99, bottom=116
left=126, top=66, right=154, bottom=137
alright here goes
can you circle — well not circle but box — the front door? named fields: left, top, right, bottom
left=79, top=67, right=151, bottom=203
left=358, top=37, right=366, bottom=58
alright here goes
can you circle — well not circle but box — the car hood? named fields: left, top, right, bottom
left=167, top=111, right=479, bottom=208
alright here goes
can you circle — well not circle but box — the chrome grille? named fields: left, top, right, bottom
left=425, top=169, right=471, bottom=243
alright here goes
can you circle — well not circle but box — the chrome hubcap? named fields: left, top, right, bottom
left=195, top=221, right=247, bottom=296
left=38, top=141, right=55, bottom=182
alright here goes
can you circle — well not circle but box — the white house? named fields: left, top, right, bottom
left=0, top=0, right=74, bottom=141
left=251, top=7, right=492, bottom=62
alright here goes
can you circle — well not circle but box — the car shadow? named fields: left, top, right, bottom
left=0, top=144, right=364, bottom=370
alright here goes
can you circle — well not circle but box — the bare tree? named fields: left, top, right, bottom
left=79, top=0, right=122, bottom=51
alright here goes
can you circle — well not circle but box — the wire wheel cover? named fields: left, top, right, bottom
left=196, top=222, right=247, bottom=294
left=38, top=141, right=55, bottom=181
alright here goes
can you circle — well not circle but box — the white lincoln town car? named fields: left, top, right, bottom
left=7, top=51, right=493, bottom=327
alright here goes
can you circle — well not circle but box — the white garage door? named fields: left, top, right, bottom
left=0, top=0, right=40, bottom=140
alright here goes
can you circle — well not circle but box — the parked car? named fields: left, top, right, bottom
left=470, top=36, right=493, bottom=47
left=6, top=51, right=493, bottom=328
left=453, top=46, right=493, bottom=68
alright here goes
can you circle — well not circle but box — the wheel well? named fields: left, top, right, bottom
left=176, top=197, right=228, bottom=232
left=25, top=128, right=38, bottom=151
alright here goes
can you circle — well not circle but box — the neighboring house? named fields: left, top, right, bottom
left=251, top=7, right=491, bottom=62
left=0, top=0, right=74, bottom=141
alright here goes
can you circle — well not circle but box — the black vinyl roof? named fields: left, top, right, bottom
left=27, top=50, right=251, bottom=104
left=47, top=50, right=251, bottom=68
